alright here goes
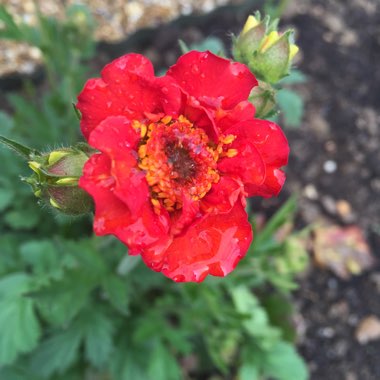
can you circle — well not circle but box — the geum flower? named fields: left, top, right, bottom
left=77, top=51, right=289, bottom=282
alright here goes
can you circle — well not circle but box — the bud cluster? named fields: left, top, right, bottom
left=233, top=12, right=299, bottom=84
left=26, top=144, right=95, bottom=215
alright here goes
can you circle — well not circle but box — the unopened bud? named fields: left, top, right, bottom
left=249, top=80, right=277, bottom=119
left=26, top=145, right=95, bottom=215
left=233, top=12, right=299, bottom=84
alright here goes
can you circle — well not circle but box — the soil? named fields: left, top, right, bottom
left=1, top=0, right=380, bottom=379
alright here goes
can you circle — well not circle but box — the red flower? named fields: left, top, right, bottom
left=77, top=51, right=289, bottom=282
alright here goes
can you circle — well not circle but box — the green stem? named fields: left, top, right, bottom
left=0, top=135, right=40, bottom=160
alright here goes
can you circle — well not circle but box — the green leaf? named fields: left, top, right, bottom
left=20, top=240, right=61, bottom=277
left=148, top=340, right=182, bottom=380
left=178, top=39, right=190, bottom=54
left=189, top=36, right=226, bottom=56
left=4, top=207, right=40, bottom=230
left=0, top=274, right=41, bottom=366
left=238, top=362, right=260, bottom=380
left=0, top=186, right=13, bottom=212
left=0, top=135, right=39, bottom=160
left=230, top=287, right=280, bottom=349
left=277, top=88, right=304, bottom=128
left=279, top=69, right=307, bottom=85
left=102, top=275, right=129, bottom=313
left=262, top=342, right=308, bottom=380
left=83, top=309, right=115, bottom=368
left=253, top=196, right=297, bottom=251
left=29, top=328, right=82, bottom=378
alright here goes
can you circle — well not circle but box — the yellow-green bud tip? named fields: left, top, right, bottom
left=49, top=198, right=61, bottom=209
left=28, top=161, right=41, bottom=173
left=242, top=15, right=259, bottom=35
left=260, top=31, right=280, bottom=52
left=55, top=177, right=78, bottom=185
left=289, top=44, right=299, bottom=60
left=48, top=151, right=69, bottom=165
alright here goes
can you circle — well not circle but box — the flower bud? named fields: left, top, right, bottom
left=233, top=13, right=299, bottom=84
left=26, top=145, right=95, bottom=215
left=249, top=80, right=276, bottom=119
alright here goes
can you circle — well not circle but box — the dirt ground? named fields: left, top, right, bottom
left=1, top=0, right=379, bottom=379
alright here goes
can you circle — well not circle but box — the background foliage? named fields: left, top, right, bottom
left=0, top=5, right=308, bottom=379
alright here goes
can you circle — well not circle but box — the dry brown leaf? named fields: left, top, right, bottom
left=313, top=224, right=374, bottom=279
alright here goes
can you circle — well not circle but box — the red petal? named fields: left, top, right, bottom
left=167, top=51, right=258, bottom=110
left=77, top=54, right=181, bottom=139
left=157, top=199, right=252, bottom=282
left=246, top=167, right=286, bottom=198
left=88, top=116, right=149, bottom=215
left=215, top=101, right=256, bottom=133
left=218, top=141, right=266, bottom=188
left=201, top=176, right=245, bottom=214
left=226, top=119, right=289, bottom=167
left=80, top=153, right=170, bottom=254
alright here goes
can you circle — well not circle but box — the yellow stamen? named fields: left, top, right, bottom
left=140, top=124, right=147, bottom=138
left=225, top=149, right=238, bottom=158
left=221, top=134, right=236, bottom=145
left=161, top=115, right=172, bottom=124
left=138, top=144, right=147, bottom=158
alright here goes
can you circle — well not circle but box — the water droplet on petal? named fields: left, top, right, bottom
left=106, top=101, right=112, bottom=108
left=94, top=217, right=105, bottom=232
left=191, top=64, right=200, bottom=74
left=162, top=87, right=169, bottom=94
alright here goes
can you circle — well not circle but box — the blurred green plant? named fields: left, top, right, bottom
left=0, top=4, right=309, bottom=380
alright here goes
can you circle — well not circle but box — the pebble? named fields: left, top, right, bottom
left=303, top=184, right=319, bottom=200
left=355, top=315, right=380, bottom=344
left=323, top=160, right=338, bottom=173
left=336, top=199, right=356, bottom=223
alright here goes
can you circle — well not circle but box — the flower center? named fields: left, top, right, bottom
left=134, top=115, right=236, bottom=213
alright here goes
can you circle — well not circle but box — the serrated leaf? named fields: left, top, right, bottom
left=83, top=309, right=115, bottom=367
left=230, top=287, right=280, bottom=349
left=0, top=274, right=41, bottom=366
left=29, top=328, right=82, bottom=378
left=33, top=271, right=93, bottom=326
left=148, top=341, right=182, bottom=380
left=102, top=275, right=129, bottom=313
left=19, top=240, right=60, bottom=277
left=277, top=88, right=304, bottom=128
left=263, top=342, right=308, bottom=380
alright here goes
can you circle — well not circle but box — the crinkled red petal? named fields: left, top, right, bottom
left=77, top=54, right=181, bottom=139
left=215, top=101, right=256, bottom=133
left=218, top=140, right=266, bottom=189
left=155, top=199, right=252, bottom=282
left=80, top=118, right=171, bottom=253
left=246, top=167, right=286, bottom=198
left=201, top=176, right=245, bottom=214
left=88, top=116, right=149, bottom=215
left=226, top=119, right=289, bottom=167
left=167, top=50, right=258, bottom=110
